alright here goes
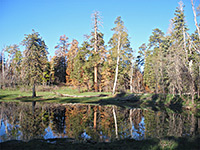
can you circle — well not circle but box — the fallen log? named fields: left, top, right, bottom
left=53, top=91, right=109, bottom=98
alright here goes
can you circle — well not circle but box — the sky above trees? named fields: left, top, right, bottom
left=0, top=0, right=199, bottom=57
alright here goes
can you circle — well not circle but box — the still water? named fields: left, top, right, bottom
left=0, top=102, right=199, bottom=143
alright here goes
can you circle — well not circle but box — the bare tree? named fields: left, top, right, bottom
left=191, top=0, right=200, bottom=40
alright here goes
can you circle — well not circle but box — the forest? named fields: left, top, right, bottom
left=1, top=0, right=200, bottom=107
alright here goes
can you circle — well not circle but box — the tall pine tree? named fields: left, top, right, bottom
left=22, top=30, right=48, bottom=97
left=108, top=16, right=133, bottom=94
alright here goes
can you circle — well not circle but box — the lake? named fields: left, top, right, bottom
left=0, top=102, right=199, bottom=143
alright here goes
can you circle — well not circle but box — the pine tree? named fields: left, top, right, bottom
left=71, top=41, right=91, bottom=92
left=53, top=35, right=70, bottom=84
left=168, top=2, right=189, bottom=96
left=66, top=39, right=79, bottom=85
left=108, top=16, right=133, bottom=94
left=89, top=32, right=106, bottom=92
left=172, top=1, right=188, bottom=55
left=137, top=43, right=147, bottom=69
left=145, top=28, right=164, bottom=93
left=21, top=30, right=48, bottom=97
left=91, top=11, right=103, bottom=92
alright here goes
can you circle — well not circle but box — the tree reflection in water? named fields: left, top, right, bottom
left=0, top=102, right=199, bottom=143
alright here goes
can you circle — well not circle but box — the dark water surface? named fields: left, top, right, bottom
left=0, top=102, right=199, bottom=143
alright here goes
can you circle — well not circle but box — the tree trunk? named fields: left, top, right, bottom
left=180, top=2, right=188, bottom=60
left=94, top=13, right=98, bottom=92
left=2, top=50, right=4, bottom=88
left=159, top=46, right=165, bottom=94
left=94, top=65, right=98, bottom=92
left=43, top=73, right=45, bottom=86
left=155, top=81, right=158, bottom=94
left=93, top=106, right=97, bottom=130
left=112, top=106, right=118, bottom=139
left=0, top=106, right=3, bottom=129
left=88, top=105, right=91, bottom=115
left=112, top=33, right=121, bottom=95
left=191, top=81, right=195, bottom=106
left=191, top=0, right=200, bottom=40
left=5, top=120, right=8, bottom=135
left=198, top=118, right=200, bottom=131
left=190, top=114, right=196, bottom=136
left=130, top=58, right=133, bottom=93
left=32, top=101, right=36, bottom=115
left=198, top=65, right=200, bottom=99
left=32, top=84, right=36, bottom=97
left=129, top=109, right=133, bottom=138
left=188, top=59, right=195, bottom=106
left=78, top=85, right=81, bottom=93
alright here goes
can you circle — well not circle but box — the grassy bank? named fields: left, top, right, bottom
left=0, top=87, right=110, bottom=104
left=0, top=86, right=141, bottom=108
left=0, top=86, right=199, bottom=110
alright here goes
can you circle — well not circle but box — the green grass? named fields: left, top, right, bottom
left=0, top=87, right=199, bottom=110
left=0, top=87, right=142, bottom=108
left=55, top=87, right=111, bottom=96
left=0, top=87, right=112, bottom=104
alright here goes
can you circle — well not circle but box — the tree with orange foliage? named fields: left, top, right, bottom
left=66, top=39, right=79, bottom=85
left=70, top=41, right=91, bottom=92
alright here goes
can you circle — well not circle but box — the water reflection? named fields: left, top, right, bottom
left=0, top=102, right=199, bottom=143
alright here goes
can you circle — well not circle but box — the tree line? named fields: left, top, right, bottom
left=0, top=1, right=200, bottom=101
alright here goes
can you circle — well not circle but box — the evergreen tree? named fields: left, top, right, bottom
left=71, top=41, right=92, bottom=92
left=167, top=2, right=191, bottom=97
left=91, top=11, right=103, bottom=92
left=137, top=43, right=147, bottom=69
left=171, top=1, right=188, bottom=55
left=144, top=28, right=165, bottom=93
left=21, top=30, right=48, bottom=97
left=53, top=35, right=70, bottom=84
left=66, top=39, right=79, bottom=85
left=5, top=44, right=22, bottom=87
left=108, top=16, right=133, bottom=94
left=89, top=32, right=106, bottom=92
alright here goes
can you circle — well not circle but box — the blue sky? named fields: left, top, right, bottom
left=0, top=0, right=199, bottom=58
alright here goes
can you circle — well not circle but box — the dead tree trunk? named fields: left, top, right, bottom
left=112, top=106, right=118, bottom=139
left=130, top=58, right=133, bottom=93
left=179, top=1, right=188, bottom=60
left=191, top=0, right=200, bottom=40
left=112, top=33, right=121, bottom=95
left=94, top=12, right=98, bottom=92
